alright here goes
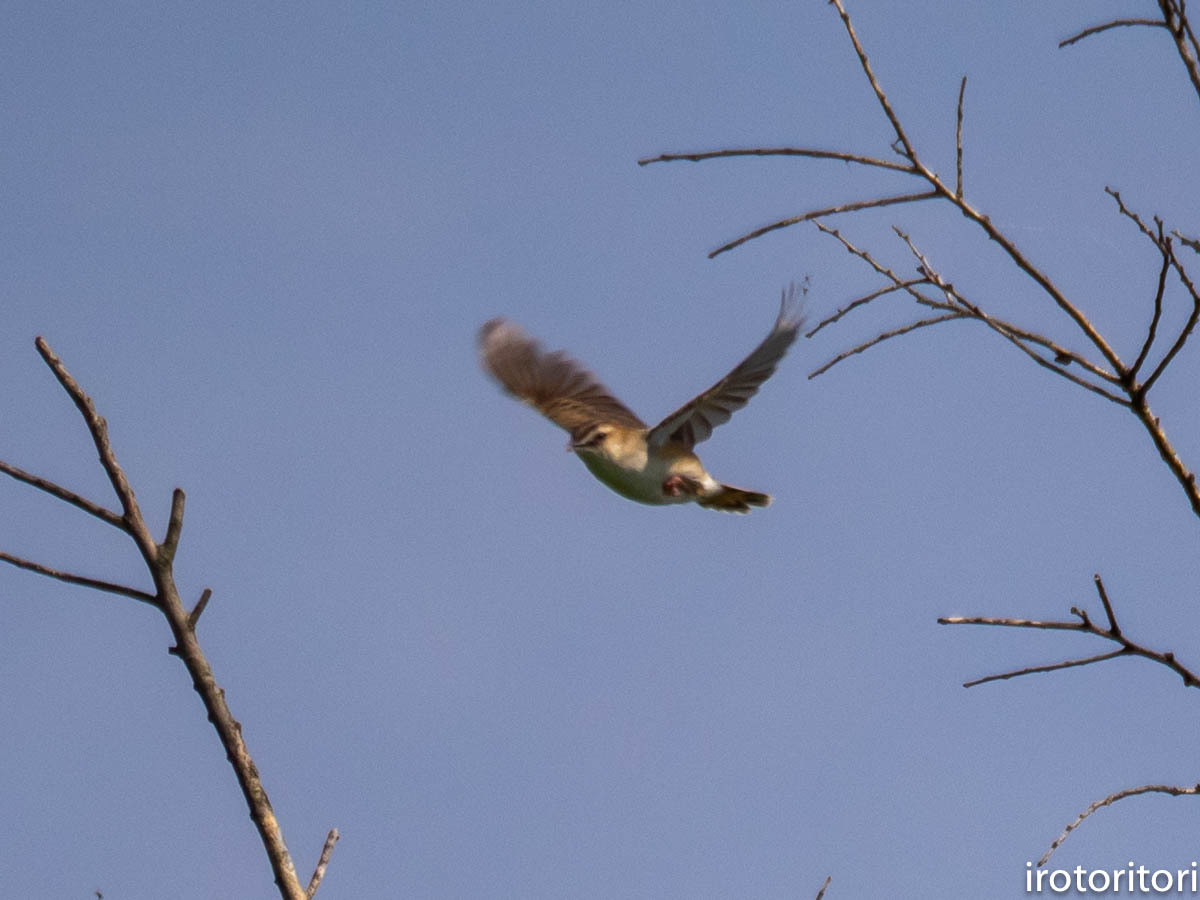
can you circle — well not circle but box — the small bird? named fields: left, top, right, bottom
left=479, top=285, right=804, bottom=513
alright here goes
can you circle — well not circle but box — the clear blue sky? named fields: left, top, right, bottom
left=3, top=2, right=1199, bottom=897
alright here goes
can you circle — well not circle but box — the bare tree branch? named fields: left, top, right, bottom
left=188, top=587, right=213, bottom=630
left=640, top=0, right=1200, bottom=875
left=0, top=550, right=158, bottom=606
left=806, top=278, right=935, bottom=338
left=808, top=221, right=1127, bottom=399
left=160, top=488, right=186, bottom=564
left=955, top=76, right=966, bottom=199
left=1130, top=220, right=1172, bottom=378
left=961, top=649, right=1127, bottom=689
left=3, top=338, right=337, bottom=900
left=940, top=575, right=1200, bottom=690
left=1093, top=573, right=1120, bottom=635
left=305, top=829, right=341, bottom=899
left=1039, top=783, right=1200, bottom=867
left=0, top=460, right=126, bottom=530
left=815, top=875, right=833, bottom=900
left=33, top=337, right=159, bottom=562
left=1160, top=0, right=1200, bottom=103
left=808, top=312, right=963, bottom=378
left=1142, top=245, right=1200, bottom=394
left=1059, top=18, right=1165, bottom=49
left=892, top=228, right=1132, bottom=405
left=637, top=147, right=914, bottom=173
left=828, top=0, right=915, bottom=160
left=708, top=191, right=938, bottom=259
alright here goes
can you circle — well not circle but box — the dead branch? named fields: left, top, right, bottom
left=1039, top=784, right=1200, bottom=867
left=807, top=312, right=963, bottom=378
left=806, top=278, right=937, bottom=338
left=1059, top=18, right=1165, bottom=49
left=1160, top=0, right=1200, bottom=103
left=1107, top=189, right=1200, bottom=397
left=709, top=191, right=938, bottom=259
left=954, top=76, right=966, bottom=198
left=1059, top=3, right=1199, bottom=103
left=0, top=459, right=125, bottom=529
left=806, top=223, right=1129, bottom=403
left=815, top=874, right=833, bottom=900
left=0, top=550, right=157, bottom=606
left=939, top=575, right=1200, bottom=690
left=638, top=147, right=913, bottom=173
left=1, top=338, right=336, bottom=900
left=306, top=829, right=341, bottom=899
left=961, top=649, right=1127, bottom=689
left=642, top=0, right=1200, bottom=518
left=1130, top=221, right=1172, bottom=378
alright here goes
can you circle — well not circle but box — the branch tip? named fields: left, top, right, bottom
left=306, top=828, right=341, bottom=899
left=161, top=488, right=186, bottom=563
left=189, top=588, right=213, bottom=630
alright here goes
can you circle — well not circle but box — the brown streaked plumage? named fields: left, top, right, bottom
left=480, top=285, right=805, bottom=513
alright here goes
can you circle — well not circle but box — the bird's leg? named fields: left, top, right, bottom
left=663, top=474, right=701, bottom=497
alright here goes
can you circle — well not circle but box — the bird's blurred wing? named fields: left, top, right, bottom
left=479, top=318, right=646, bottom=433
left=648, top=285, right=804, bottom=449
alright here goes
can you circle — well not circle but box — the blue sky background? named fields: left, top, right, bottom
left=3, top=2, right=1200, bottom=897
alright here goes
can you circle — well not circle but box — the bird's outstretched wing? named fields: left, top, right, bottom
left=480, top=318, right=646, bottom=433
left=648, top=285, right=805, bottom=449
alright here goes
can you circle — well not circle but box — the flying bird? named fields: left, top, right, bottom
left=479, top=285, right=804, bottom=513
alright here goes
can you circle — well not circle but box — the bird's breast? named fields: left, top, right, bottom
left=575, top=442, right=704, bottom=506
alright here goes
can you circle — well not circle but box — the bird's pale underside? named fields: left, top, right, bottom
left=480, top=286, right=805, bottom=513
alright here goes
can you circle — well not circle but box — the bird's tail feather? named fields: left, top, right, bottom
left=698, top=484, right=771, bottom=513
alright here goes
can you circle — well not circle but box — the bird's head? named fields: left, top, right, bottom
left=568, top=423, right=613, bottom=457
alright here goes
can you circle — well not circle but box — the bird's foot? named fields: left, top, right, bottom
left=663, top=474, right=701, bottom=497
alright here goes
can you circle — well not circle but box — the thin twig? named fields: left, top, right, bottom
left=809, top=312, right=963, bottom=378
left=893, top=229, right=1131, bottom=406
left=815, top=875, right=833, bottom=900
left=1039, top=784, right=1200, bottom=866
left=961, top=649, right=1127, bottom=688
left=1160, top=0, right=1200, bottom=103
left=1142, top=244, right=1200, bottom=394
left=806, top=278, right=933, bottom=338
left=940, top=576, right=1200, bottom=690
left=189, top=588, right=212, bottom=630
left=305, top=829, right=341, bottom=899
left=637, top=147, right=914, bottom=173
left=828, top=0, right=915, bottom=160
left=0, top=550, right=158, bottom=606
left=815, top=223, right=934, bottom=302
left=33, top=337, right=159, bottom=562
left=0, top=460, right=126, bottom=530
left=708, top=191, right=938, bottom=259
left=1106, top=187, right=1157, bottom=240
left=1130, top=221, right=1172, bottom=379
left=955, top=76, right=966, bottom=199
left=1059, top=18, right=1165, bottom=48
left=983, top=319, right=1118, bottom=384
left=1094, top=574, right=1120, bottom=635
left=817, top=222, right=1117, bottom=382
left=938, top=615, right=1088, bottom=632
left=160, top=488, right=186, bottom=564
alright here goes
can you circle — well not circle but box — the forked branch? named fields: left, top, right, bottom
left=641, top=0, right=1200, bottom=519
left=1, top=338, right=337, bottom=900
left=938, top=575, right=1200, bottom=691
